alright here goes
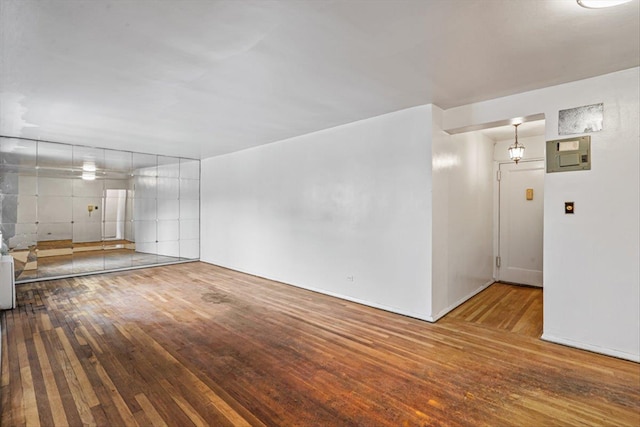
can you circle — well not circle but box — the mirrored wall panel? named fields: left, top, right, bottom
left=0, top=137, right=200, bottom=282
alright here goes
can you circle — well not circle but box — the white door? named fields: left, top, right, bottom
left=102, top=189, right=127, bottom=240
left=497, top=160, right=544, bottom=287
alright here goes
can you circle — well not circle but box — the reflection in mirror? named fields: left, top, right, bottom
left=73, top=145, right=104, bottom=181
left=0, top=137, right=199, bottom=283
left=158, top=156, right=180, bottom=178
left=37, top=141, right=73, bottom=173
left=104, top=149, right=132, bottom=179
left=133, top=153, right=157, bottom=177
left=34, top=141, right=74, bottom=277
left=0, top=138, right=38, bottom=280
left=180, top=158, right=200, bottom=180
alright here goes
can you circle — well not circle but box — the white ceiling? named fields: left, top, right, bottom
left=1, top=0, right=638, bottom=159
left=480, top=120, right=547, bottom=142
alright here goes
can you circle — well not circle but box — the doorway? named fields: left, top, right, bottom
left=103, top=189, right=127, bottom=241
left=441, top=117, right=546, bottom=336
left=496, top=160, right=544, bottom=287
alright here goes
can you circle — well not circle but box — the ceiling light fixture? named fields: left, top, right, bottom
left=508, top=123, right=525, bottom=164
left=577, top=0, right=632, bottom=8
left=81, top=160, right=97, bottom=180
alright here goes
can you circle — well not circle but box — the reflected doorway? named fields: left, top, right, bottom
left=103, top=189, right=127, bottom=241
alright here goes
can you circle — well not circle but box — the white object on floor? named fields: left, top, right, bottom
left=0, top=255, right=16, bottom=309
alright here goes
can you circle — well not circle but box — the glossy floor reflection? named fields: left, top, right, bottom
left=15, top=249, right=186, bottom=282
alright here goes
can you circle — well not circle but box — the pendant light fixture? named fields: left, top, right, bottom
left=508, top=123, right=525, bottom=164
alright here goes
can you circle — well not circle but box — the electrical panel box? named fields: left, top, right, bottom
left=546, top=136, right=591, bottom=173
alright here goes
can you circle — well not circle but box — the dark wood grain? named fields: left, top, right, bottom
left=1, top=262, right=639, bottom=426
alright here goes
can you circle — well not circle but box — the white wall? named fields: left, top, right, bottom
left=444, top=67, right=640, bottom=362
left=431, top=106, right=495, bottom=319
left=199, top=68, right=638, bottom=361
left=201, top=106, right=435, bottom=320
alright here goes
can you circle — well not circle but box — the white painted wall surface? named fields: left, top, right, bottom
left=444, top=68, right=640, bottom=362
left=201, top=106, right=434, bottom=320
left=431, top=106, right=494, bottom=320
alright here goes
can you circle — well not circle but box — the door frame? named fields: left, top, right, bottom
left=493, top=157, right=545, bottom=284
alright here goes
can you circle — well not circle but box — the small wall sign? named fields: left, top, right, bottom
left=526, top=188, right=534, bottom=200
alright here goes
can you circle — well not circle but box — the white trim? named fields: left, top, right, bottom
left=445, top=113, right=546, bottom=135
left=493, top=161, right=501, bottom=281
left=499, top=280, right=543, bottom=288
left=541, top=333, right=640, bottom=363
left=200, top=261, right=433, bottom=322
left=306, top=287, right=433, bottom=322
left=427, top=280, right=495, bottom=322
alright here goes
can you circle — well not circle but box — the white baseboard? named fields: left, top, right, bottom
left=541, top=333, right=640, bottom=363
left=300, top=285, right=433, bottom=322
left=200, top=260, right=433, bottom=322
left=426, top=280, right=495, bottom=322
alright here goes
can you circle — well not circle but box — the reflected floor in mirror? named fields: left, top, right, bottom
left=13, top=248, right=186, bottom=282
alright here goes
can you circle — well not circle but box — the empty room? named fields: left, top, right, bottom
left=0, top=0, right=639, bottom=426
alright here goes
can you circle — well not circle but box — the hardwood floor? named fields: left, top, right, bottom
left=441, top=282, right=543, bottom=338
left=1, top=262, right=639, bottom=426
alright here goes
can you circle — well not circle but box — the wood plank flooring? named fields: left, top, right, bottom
left=441, top=282, right=543, bottom=338
left=1, top=262, right=639, bottom=426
